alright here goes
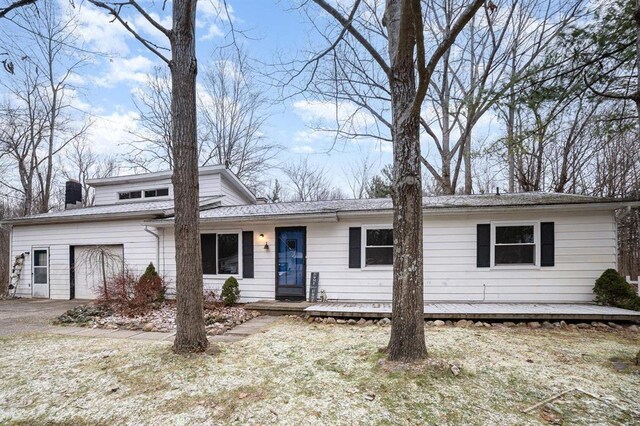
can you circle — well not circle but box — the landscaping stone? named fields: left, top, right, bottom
left=559, top=321, right=568, bottom=329
left=542, top=321, right=553, bottom=329
left=445, top=320, right=453, bottom=326
left=503, top=322, right=516, bottom=327
left=433, top=320, right=445, bottom=327
left=347, top=319, right=357, bottom=325
left=425, top=321, right=435, bottom=327
left=336, top=319, right=347, bottom=324
left=357, top=318, right=366, bottom=325
left=576, top=323, right=591, bottom=329
left=455, top=319, right=469, bottom=327
left=142, top=322, right=154, bottom=332
left=326, top=317, right=336, bottom=324
left=528, top=322, right=541, bottom=329
left=483, top=322, right=491, bottom=328
left=365, top=320, right=374, bottom=325
left=378, top=318, right=391, bottom=326
left=608, top=322, right=622, bottom=329
left=473, top=321, right=484, bottom=327
left=627, top=325, right=639, bottom=332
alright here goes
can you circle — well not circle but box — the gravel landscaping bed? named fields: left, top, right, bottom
left=1, top=319, right=638, bottom=425
left=53, top=302, right=260, bottom=335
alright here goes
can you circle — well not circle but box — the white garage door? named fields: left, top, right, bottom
left=74, top=245, right=124, bottom=300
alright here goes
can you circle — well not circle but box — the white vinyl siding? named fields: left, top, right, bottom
left=10, top=219, right=159, bottom=300
left=160, top=210, right=616, bottom=303
left=93, top=173, right=228, bottom=205
left=10, top=208, right=617, bottom=304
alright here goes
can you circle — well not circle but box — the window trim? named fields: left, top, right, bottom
left=361, top=224, right=394, bottom=269
left=490, top=221, right=540, bottom=269
left=202, top=230, right=243, bottom=278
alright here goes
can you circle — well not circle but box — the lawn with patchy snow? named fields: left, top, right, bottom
left=0, top=319, right=638, bottom=425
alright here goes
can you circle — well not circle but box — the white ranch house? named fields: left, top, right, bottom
left=4, top=165, right=639, bottom=304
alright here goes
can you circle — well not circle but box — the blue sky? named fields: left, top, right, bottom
left=57, top=0, right=396, bottom=195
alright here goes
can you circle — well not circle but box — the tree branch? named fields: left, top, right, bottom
left=87, top=0, right=171, bottom=65
left=412, top=0, right=486, bottom=117
left=0, top=0, right=36, bottom=19
left=311, top=0, right=390, bottom=76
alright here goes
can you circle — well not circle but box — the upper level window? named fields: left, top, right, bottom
left=118, top=188, right=168, bottom=201
left=145, top=188, right=169, bottom=198
left=118, top=191, right=142, bottom=200
left=494, top=225, right=535, bottom=265
left=364, top=228, right=393, bottom=266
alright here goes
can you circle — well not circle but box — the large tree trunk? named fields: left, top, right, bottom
left=170, top=0, right=208, bottom=353
left=385, top=0, right=427, bottom=362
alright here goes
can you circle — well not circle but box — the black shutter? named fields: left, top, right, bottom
left=349, top=227, right=362, bottom=268
left=201, top=233, right=216, bottom=274
left=242, top=231, right=254, bottom=278
left=477, top=224, right=491, bottom=268
left=540, top=222, right=555, bottom=267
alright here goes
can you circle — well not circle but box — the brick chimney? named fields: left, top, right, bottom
left=65, top=180, right=82, bottom=209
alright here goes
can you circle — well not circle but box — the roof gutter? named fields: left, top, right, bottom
left=2, top=210, right=167, bottom=226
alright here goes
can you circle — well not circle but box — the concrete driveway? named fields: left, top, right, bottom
left=0, top=299, right=89, bottom=336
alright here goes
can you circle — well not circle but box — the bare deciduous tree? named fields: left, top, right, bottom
left=62, top=138, right=119, bottom=206
left=0, top=1, right=90, bottom=214
left=294, top=0, right=484, bottom=361
left=282, top=157, right=343, bottom=201
left=128, top=50, right=279, bottom=194
left=88, top=0, right=208, bottom=353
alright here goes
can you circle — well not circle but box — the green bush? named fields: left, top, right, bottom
left=593, top=269, right=639, bottom=310
left=221, top=276, right=241, bottom=306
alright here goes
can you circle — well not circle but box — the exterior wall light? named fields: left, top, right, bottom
left=259, top=233, right=269, bottom=250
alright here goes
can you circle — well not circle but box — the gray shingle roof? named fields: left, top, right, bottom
left=4, top=192, right=635, bottom=226
left=194, top=192, right=629, bottom=222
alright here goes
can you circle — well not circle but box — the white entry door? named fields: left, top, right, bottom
left=74, top=245, right=124, bottom=300
left=32, top=248, right=49, bottom=298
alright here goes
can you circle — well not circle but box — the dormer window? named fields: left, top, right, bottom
left=118, top=188, right=169, bottom=201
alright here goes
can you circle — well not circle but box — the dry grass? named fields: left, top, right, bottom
left=0, top=319, right=639, bottom=425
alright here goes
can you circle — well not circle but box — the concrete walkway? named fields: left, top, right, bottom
left=41, top=315, right=280, bottom=344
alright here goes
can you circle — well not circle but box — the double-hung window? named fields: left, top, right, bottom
left=363, top=227, right=393, bottom=266
left=493, top=224, right=536, bottom=266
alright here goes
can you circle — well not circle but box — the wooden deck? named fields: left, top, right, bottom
left=246, top=300, right=640, bottom=321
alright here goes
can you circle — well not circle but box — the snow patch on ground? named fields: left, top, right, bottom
left=0, top=320, right=638, bottom=424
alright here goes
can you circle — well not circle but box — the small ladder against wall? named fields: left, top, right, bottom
left=5, top=253, right=25, bottom=298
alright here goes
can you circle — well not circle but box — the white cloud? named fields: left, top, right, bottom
left=95, top=55, right=156, bottom=88
left=200, top=23, right=224, bottom=41
left=87, top=110, right=140, bottom=156
left=293, top=99, right=377, bottom=129
left=291, top=145, right=316, bottom=154
left=71, top=2, right=132, bottom=55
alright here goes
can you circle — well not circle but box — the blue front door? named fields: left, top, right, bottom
left=275, top=227, right=306, bottom=300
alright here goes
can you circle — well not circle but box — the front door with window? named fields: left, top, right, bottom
left=275, top=227, right=306, bottom=300
left=32, top=248, right=49, bottom=298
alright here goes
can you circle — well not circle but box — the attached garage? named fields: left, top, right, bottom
left=72, top=245, right=124, bottom=300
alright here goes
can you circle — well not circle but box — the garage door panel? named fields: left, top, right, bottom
left=74, top=245, right=124, bottom=300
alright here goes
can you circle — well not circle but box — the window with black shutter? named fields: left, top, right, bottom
left=201, top=233, right=217, bottom=274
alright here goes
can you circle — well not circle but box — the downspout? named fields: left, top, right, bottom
left=144, top=226, right=160, bottom=270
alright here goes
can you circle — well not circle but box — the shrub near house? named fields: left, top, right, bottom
left=594, top=269, right=640, bottom=310
left=97, top=263, right=167, bottom=316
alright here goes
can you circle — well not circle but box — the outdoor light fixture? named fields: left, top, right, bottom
left=259, top=233, right=269, bottom=250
